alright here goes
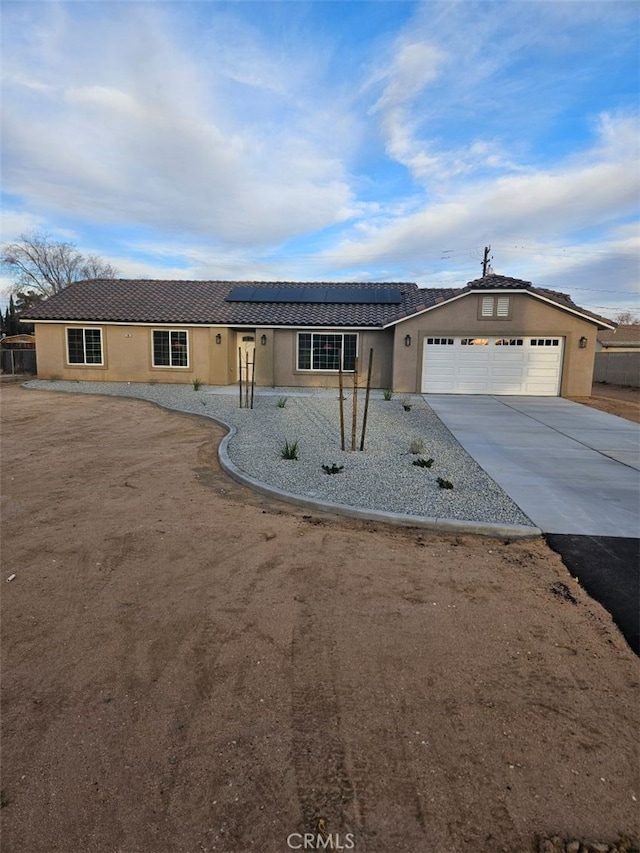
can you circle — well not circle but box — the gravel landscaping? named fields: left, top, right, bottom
left=24, top=380, right=536, bottom=530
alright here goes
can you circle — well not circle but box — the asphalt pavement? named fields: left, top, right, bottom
left=545, top=535, right=639, bottom=655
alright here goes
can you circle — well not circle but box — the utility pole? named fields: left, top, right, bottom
left=482, top=245, right=492, bottom=277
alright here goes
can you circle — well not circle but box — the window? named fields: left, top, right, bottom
left=66, top=328, right=103, bottom=365
left=530, top=338, right=560, bottom=347
left=495, top=338, right=523, bottom=346
left=426, top=338, right=454, bottom=345
left=297, top=332, right=357, bottom=371
left=153, top=330, right=188, bottom=367
left=461, top=338, right=489, bottom=346
left=480, top=295, right=511, bottom=319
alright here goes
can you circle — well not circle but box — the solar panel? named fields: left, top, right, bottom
left=300, top=287, right=328, bottom=304
left=226, top=286, right=256, bottom=301
left=276, top=286, right=303, bottom=302
left=225, top=285, right=403, bottom=304
left=252, top=287, right=281, bottom=301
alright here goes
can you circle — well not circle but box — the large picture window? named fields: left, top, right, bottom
left=66, top=328, right=103, bottom=365
left=297, top=332, right=357, bottom=372
left=153, top=330, right=188, bottom=367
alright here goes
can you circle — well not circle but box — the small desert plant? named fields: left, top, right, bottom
left=277, top=397, right=288, bottom=408
left=322, top=463, right=344, bottom=475
left=382, top=389, right=393, bottom=401
left=437, top=477, right=454, bottom=490
left=280, top=439, right=299, bottom=460
left=192, top=377, right=202, bottom=390
left=408, top=438, right=425, bottom=454
left=400, top=397, right=412, bottom=411
left=412, top=457, right=434, bottom=468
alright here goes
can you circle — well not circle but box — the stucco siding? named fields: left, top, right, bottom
left=270, top=328, right=393, bottom=389
left=392, top=292, right=598, bottom=397
left=33, top=323, right=224, bottom=384
left=33, top=323, right=395, bottom=389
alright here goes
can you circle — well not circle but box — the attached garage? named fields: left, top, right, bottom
left=421, top=335, right=564, bottom=395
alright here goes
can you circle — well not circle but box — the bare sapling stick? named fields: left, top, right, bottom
left=360, top=348, right=373, bottom=451
left=245, top=352, right=250, bottom=409
left=338, top=354, right=345, bottom=451
left=250, top=352, right=255, bottom=409
left=351, top=356, right=359, bottom=451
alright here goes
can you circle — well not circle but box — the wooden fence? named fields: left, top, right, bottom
left=593, top=352, right=639, bottom=388
left=0, top=349, right=37, bottom=375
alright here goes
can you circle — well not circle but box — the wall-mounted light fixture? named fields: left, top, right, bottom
left=404, top=334, right=412, bottom=347
left=215, top=333, right=222, bottom=345
left=579, top=336, right=588, bottom=349
left=261, top=334, right=267, bottom=346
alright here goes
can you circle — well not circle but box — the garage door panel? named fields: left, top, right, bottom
left=492, top=368, right=528, bottom=378
left=527, top=367, right=561, bottom=377
left=456, top=381, right=491, bottom=393
left=495, top=353, right=526, bottom=363
left=459, top=366, right=491, bottom=377
left=422, top=336, right=563, bottom=395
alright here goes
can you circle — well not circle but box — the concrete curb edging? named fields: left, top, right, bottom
left=20, top=381, right=541, bottom=540
left=218, top=427, right=542, bottom=540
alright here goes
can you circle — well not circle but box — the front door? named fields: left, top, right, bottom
left=236, top=332, right=256, bottom=383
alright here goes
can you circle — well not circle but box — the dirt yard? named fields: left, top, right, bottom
left=571, top=383, right=640, bottom=424
left=1, top=384, right=638, bottom=853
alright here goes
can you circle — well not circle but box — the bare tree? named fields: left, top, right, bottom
left=613, top=310, right=640, bottom=325
left=1, top=231, right=119, bottom=299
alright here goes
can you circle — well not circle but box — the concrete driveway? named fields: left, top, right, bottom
left=424, top=396, right=640, bottom=537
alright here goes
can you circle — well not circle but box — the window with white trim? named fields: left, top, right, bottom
left=66, top=327, right=103, bottom=365
left=297, top=332, right=357, bottom=371
left=480, top=295, right=511, bottom=318
left=426, top=338, right=454, bottom=345
left=495, top=338, right=523, bottom=346
left=153, top=330, right=189, bottom=367
left=461, top=337, right=489, bottom=346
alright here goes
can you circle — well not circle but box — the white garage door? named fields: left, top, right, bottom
left=421, top=336, right=564, bottom=395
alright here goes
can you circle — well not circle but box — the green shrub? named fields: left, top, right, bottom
left=322, top=463, right=344, bottom=475
left=382, top=389, right=393, bottom=401
left=412, top=457, right=434, bottom=468
left=280, top=439, right=299, bottom=460
left=193, top=377, right=202, bottom=390
left=409, top=438, right=425, bottom=454
left=277, top=397, right=288, bottom=408
left=437, top=477, right=454, bottom=489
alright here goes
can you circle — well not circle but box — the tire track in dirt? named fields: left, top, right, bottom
left=290, top=594, right=356, bottom=836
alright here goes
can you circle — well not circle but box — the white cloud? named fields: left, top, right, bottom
left=0, top=210, right=49, bottom=242
left=373, top=40, right=445, bottom=112
left=1, top=0, right=637, bottom=312
left=1, top=3, right=357, bottom=246
left=323, top=111, right=639, bottom=268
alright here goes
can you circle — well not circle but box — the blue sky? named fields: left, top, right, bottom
left=1, top=0, right=638, bottom=318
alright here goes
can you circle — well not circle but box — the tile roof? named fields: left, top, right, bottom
left=598, top=325, right=640, bottom=346
left=22, top=275, right=613, bottom=329
left=464, top=274, right=613, bottom=327
left=22, top=279, right=460, bottom=328
left=464, top=274, right=533, bottom=290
